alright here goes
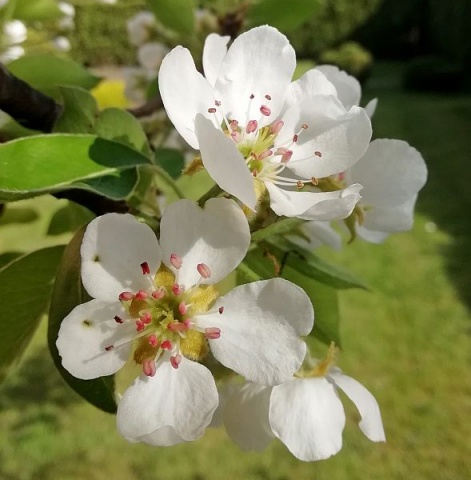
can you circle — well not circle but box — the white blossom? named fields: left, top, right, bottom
left=127, top=11, right=156, bottom=46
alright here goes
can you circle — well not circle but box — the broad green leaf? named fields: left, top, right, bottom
left=47, top=202, right=94, bottom=236
left=282, top=265, right=341, bottom=347
left=0, top=246, right=65, bottom=383
left=12, top=0, right=62, bottom=21
left=7, top=55, right=100, bottom=98
left=247, top=0, right=322, bottom=31
left=54, top=86, right=98, bottom=134
left=154, top=148, right=184, bottom=179
left=147, top=0, right=195, bottom=35
left=0, top=134, right=149, bottom=201
left=95, top=108, right=151, bottom=156
left=48, top=229, right=117, bottom=413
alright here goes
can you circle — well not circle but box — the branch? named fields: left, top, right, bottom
left=0, top=62, right=62, bottom=132
left=127, top=96, right=162, bottom=118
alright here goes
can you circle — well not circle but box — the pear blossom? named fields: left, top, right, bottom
left=3, top=20, right=27, bottom=45
left=315, top=65, right=378, bottom=118
left=56, top=198, right=314, bottom=446
left=222, top=345, right=385, bottom=461
left=137, top=42, right=168, bottom=71
left=159, top=26, right=373, bottom=220
left=127, top=11, right=156, bottom=46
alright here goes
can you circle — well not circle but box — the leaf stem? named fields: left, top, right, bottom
left=197, top=184, right=223, bottom=207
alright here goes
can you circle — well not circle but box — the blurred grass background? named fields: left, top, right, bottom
left=0, top=63, right=470, bottom=480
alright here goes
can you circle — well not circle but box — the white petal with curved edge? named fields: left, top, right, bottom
left=279, top=100, right=372, bottom=179
left=282, top=69, right=337, bottom=113
left=364, top=98, right=378, bottom=118
left=193, top=278, right=313, bottom=385
left=215, top=26, right=295, bottom=126
left=223, top=382, right=274, bottom=451
left=347, top=139, right=427, bottom=208
left=269, top=377, right=346, bottom=461
left=117, top=356, right=218, bottom=446
left=81, top=213, right=160, bottom=302
left=203, top=33, right=230, bottom=87
left=329, top=370, right=386, bottom=442
left=315, top=65, right=361, bottom=110
left=356, top=226, right=390, bottom=243
left=195, top=114, right=257, bottom=209
left=56, top=299, right=133, bottom=380
left=159, top=47, right=216, bottom=149
left=266, top=183, right=362, bottom=221
left=362, top=195, right=417, bottom=233
left=159, top=197, right=250, bottom=287
left=291, top=221, right=342, bottom=250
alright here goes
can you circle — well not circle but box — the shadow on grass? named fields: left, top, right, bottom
left=366, top=63, right=471, bottom=311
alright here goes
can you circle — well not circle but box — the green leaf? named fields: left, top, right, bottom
left=7, top=55, right=100, bottom=98
left=154, top=148, right=184, bottom=179
left=282, top=265, right=341, bottom=347
left=48, top=229, right=117, bottom=413
left=12, top=0, right=62, bottom=21
left=0, top=246, right=65, bottom=383
left=95, top=108, right=151, bottom=157
left=47, top=202, right=94, bottom=236
left=54, top=86, right=98, bottom=134
left=247, top=0, right=322, bottom=31
left=147, top=0, right=195, bottom=35
left=0, top=134, right=150, bottom=201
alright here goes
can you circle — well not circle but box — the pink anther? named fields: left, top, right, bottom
left=140, top=261, right=150, bottom=275
left=258, top=149, right=273, bottom=160
left=141, top=312, right=152, bottom=324
left=218, top=306, right=224, bottom=314
left=197, top=263, right=211, bottom=279
left=119, top=291, right=134, bottom=301
left=161, top=340, right=172, bottom=350
left=208, top=107, right=216, bottom=113
left=314, top=151, right=322, bottom=157
left=246, top=120, right=258, bottom=134
left=205, top=327, right=221, bottom=339
left=231, top=130, right=241, bottom=143
left=170, top=253, right=182, bottom=269
left=170, top=354, right=182, bottom=369
left=135, top=290, right=148, bottom=301
left=135, top=320, right=145, bottom=332
left=293, top=134, right=298, bottom=143
left=148, top=334, right=159, bottom=347
left=172, top=283, right=184, bottom=296
left=229, top=120, right=238, bottom=131
left=168, top=321, right=188, bottom=333
left=114, top=315, right=124, bottom=324
left=178, top=301, right=188, bottom=315
left=338, top=172, right=345, bottom=181
left=142, top=358, right=156, bottom=377
left=281, top=150, right=293, bottom=163
left=270, top=120, right=284, bottom=134
left=260, top=105, right=271, bottom=116
left=265, top=94, right=272, bottom=100
left=152, top=288, right=165, bottom=300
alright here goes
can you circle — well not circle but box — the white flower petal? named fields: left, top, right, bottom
left=347, top=139, right=427, bottom=208
left=355, top=226, right=390, bottom=243
left=364, top=98, right=378, bottom=118
left=194, top=278, right=313, bottom=385
left=195, top=114, right=257, bottom=209
left=56, top=299, right=133, bottom=380
left=265, top=183, right=362, bottom=221
left=362, top=195, right=417, bottom=233
left=159, top=47, right=216, bottom=149
left=315, top=65, right=361, bottom=110
left=223, top=382, right=274, bottom=451
left=269, top=377, right=345, bottom=461
left=159, top=197, right=250, bottom=286
left=280, top=99, right=372, bottom=178
left=81, top=213, right=160, bottom=302
left=291, top=221, right=342, bottom=250
left=137, top=42, right=168, bottom=70
left=215, top=26, right=295, bottom=126
left=117, top=356, right=218, bottom=446
left=203, top=33, right=230, bottom=87
left=329, top=370, right=386, bottom=442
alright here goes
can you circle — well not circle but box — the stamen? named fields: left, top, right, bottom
left=170, top=253, right=182, bottom=269
left=142, top=358, right=156, bottom=377
left=140, top=262, right=150, bottom=275
left=152, top=288, right=165, bottom=300
left=140, top=312, right=152, bottom=324
left=260, top=105, right=271, bottom=116
left=135, top=320, right=145, bottom=332
left=296, top=180, right=304, bottom=189
left=258, top=149, right=273, bottom=160
left=148, top=334, right=159, bottom=347
left=172, top=283, right=184, bottom=296
left=265, top=94, right=272, bottom=100
left=119, top=291, right=134, bottom=301
left=178, top=301, right=188, bottom=315
left=231, top=131, right=241, bottom=143
left=168, top=321, right=188, bottom=333
left=161, top=340, right=172, bottom=350
left=208, top=107, right=217, bottom=113
left=170, top=354, right=182, bottom=369
left=338, top=172, right=345, bottom=181
left=215, top=100, right=221, bottom=106
left=197, top=263, right=211, bottom=279
left=314, top=151, right=322, bottom=157
left=229, top=120, right=238, bottom=130
left=311, top=177, right=319, bottom=186
left=293, top=134, right=298, bottom=143
left=302, top=123, right=308, bottom=129
left=218, top=306, right=224, bottom=314
left=281, top=150, right=293, bottom=163
left=105, top=345, right=114, bottom=351
left=114, top=315, right=124, bottom=324
left=249, top=94, right=254, bottom=99
left=246, top=120, right=258, bottom=134
left=205, top=327, right=221, bottom=340
left=135, top=290, right=148, bottom=300
left=271, top=120, right=284, bottom=134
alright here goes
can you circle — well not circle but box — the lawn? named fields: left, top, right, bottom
left=0, top=63, right=470, bottom=480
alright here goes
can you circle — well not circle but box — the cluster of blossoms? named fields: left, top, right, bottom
left=56, top=25, right=427, bottom=461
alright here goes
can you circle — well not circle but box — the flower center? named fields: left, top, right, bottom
left=105, top=257, right=222, bottom=377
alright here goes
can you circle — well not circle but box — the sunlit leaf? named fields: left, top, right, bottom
left=54, top=86, right=98, bottom=134
left=48, top=229, right=117, bottom=413
left=0, top=246, right=65, bottom=383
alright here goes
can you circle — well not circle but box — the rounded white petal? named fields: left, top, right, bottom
left=159, top=47, right=216, bottom=149
left=193, top=278, right=314, bottom=385
left=364, top=98, right=378, bottom=118
left=215, top=26, right=296, bottom=126
left=223, top=382, right=274, bottom=451
left=117, top=356, right=218, bottom=446
left=329, top=370, right=386, bottom=442
left=195, top=114, right=257, bottom=209
left=362, top=195, right=417, bottom=233
left=280, top=99, right=372, bottom=178
left=347, top=139, right=427, bottom=208
left=270, top=377, right=346, bottom=461
left=4, top=20, right=27, bottom=44
left=355, top=226, right=390, bottom=243
left=291, top=221, right=342, bottom=250
left=203, top=33, right=230, bottom=87
left=315, top=65, right=362, bottom=110
left=265, top=183, right=362, bottom=221
left=56, top=299, right=133, bottom=380
left=282, top=69, right=337, bottom=113
left=160, top=197, right=250, bottom=286
left=81, top=213, right=161, bottom=302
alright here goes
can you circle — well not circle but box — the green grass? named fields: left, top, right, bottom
left=0, top=63, right=470, bottom=479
